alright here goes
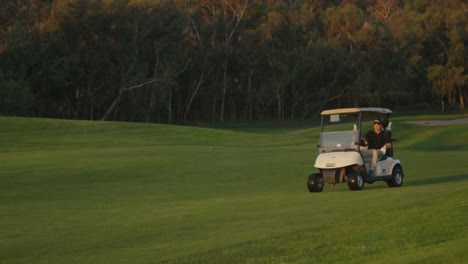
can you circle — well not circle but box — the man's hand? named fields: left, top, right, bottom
left=360, top=137, right=368, bottom=146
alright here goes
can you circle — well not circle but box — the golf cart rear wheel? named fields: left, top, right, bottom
left=347, top=171, right=364, bottom=191
left=307, top=173, right=324, bottom=192
left=387, top=165, right=403, bottom=187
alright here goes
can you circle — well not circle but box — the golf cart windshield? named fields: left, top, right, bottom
left=319, top=130, right=359, bottom=152
left=319, top=112, right=359, bottom=153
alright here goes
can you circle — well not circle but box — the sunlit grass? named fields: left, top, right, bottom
left=0, top=115, right=467, bottom=263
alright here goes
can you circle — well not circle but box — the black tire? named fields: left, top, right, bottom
left=347, top=171, right=364, bottom=191
left=387, top=165, right=403, bottom=187
left=307, top=173, right=324, bottom=192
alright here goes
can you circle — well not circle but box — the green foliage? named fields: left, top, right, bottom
left=324, top=3, right=364, bottom=48
left=0, top=0, right=467, bottom=122
left=0, top=79, right=33, bottom=115
left=427, top=65, right=466, bottom=110
left=1, top=116, right=468, bottom=263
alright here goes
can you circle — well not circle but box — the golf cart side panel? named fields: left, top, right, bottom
left=372, top=157, right=400, bottom=176
left=314, top=151, right=363, bottom=169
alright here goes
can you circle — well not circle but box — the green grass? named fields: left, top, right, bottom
left=1, top=115, right=468, bottom=264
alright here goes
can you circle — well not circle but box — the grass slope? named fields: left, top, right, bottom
left=1, top=116, right=467, bottom=264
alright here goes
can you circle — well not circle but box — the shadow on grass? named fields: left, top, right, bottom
left=408, top=174, right=468, bottom=186
left=311, top=174, right=468, bottom=192
left=329, top=173, right=468, bottom=191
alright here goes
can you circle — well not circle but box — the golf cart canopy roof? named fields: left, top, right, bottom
left=321, top=107, right=392, bottom=116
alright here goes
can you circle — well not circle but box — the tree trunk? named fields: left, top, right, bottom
left=458, top=86, right=465, bottom=110
left=220, top=56, right=228, bottom=121
left=290, top=90, right=298, bottom=120
left=167, top=85, right=173, bottom=124
left=276, top=86, right=282, bottom=120
left=145, top=91, right=156, bottom=123
left=243, top=64, right=254, bottom=120
left=212, top=94, right=218, bottom=121
left=102, top=93, right=121, bottom=121
left=229, top=94, right=236, bottom=120
left=184, top=71, right=204, bottom=121
left=90, top=94, right=94, bottom=120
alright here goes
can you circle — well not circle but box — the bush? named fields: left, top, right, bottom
left=0, top=79, right=33, bottom=116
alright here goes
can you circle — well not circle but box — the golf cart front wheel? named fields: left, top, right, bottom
left=347, top=171, right=364, bottom=191
left=307, top=173, right=324, bottom=192
left=387, top=165, right=404, bottom=187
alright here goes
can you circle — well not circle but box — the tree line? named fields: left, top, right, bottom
left=0, top=0, right=466, bottom=123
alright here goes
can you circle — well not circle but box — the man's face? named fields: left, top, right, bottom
left=373, top=122, right=381, bottom=133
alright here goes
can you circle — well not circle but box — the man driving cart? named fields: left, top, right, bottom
left=361, top=119, right=392, bottom=176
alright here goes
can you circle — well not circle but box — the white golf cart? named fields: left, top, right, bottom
left=307, top=107, right=404, bottom=192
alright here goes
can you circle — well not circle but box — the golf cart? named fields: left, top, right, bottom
left=307, top=107, right=404, bottom=192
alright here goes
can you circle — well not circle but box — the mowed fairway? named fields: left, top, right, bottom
left=1, top=116, right=468, bottom=263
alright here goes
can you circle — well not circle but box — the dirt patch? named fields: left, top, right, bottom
left=406, top=118, right=468, bottom=126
